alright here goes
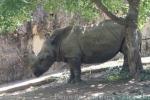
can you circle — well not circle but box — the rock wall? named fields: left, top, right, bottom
left=141, top=20, right=150, bottom=57
left=0, top=35, right=33, bottom=84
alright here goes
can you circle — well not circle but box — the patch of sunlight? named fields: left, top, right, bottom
left=126, top=86, right=132, bottom=90
left=11, top=92, right=20, bottom=96
left=81, top=56, right=150, bottom=73
left=125, top=83, right=129, bottom=85
left=34, top=96, right=40, bottom=99
left=0, top=93, right=6, bottom=97
left=91, top=92, right=104, bottom=97
left=129, top=79, right=135, bottom=84
left=0, top=75, right=56, bottom=93
left=142, top=57, right=150, bottom=65
left=66, top=89, right=77, bottom=93
left=97, top=84, right=105, bottom=89
left=134, top=94, right=150, bottom=99
left=80, top=95, right=87, bottom=99
left=90, top=85, right=95, bottom=88
left=25, top=86, right=35, bottom=92
left=82, top=60, right=123, bottom=72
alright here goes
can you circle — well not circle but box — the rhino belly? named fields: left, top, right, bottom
left=82, top=50, right=119, bottom=64
left=81, top=40, right=122, bottom=64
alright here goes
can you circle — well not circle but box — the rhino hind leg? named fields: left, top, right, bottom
left=68, top=67, right=75, bottom=83
left=120, top=41, right=129, bottom=72
left=67, top=57, right=82, bottom=84
left=122, top=54, right=129, bottom=71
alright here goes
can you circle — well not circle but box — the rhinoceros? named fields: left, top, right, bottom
left=31, top=20, right=135, bottom=83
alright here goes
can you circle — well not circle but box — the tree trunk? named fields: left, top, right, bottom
left=92, top=0, right=143, bottom=78
left=125, top=0, right=143, bottom=77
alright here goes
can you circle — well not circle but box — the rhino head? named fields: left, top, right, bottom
left=31, top=36, right=56, bottom=77
left=31, top=26, right=73, bottom=77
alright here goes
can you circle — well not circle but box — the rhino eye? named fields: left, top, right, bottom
left=39, top=57, right=44, bottom=62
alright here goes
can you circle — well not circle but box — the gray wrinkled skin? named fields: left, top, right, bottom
left=32, top=20, right=130, bottom=83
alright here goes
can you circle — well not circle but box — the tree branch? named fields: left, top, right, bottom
left=125, top=0, right=140, bottom=26
left=91, top=0, right=125, bottom=25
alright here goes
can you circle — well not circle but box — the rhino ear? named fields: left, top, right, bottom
left=49, top=26, right=73, bottom=44
left=49, top=30, right=60, bottom=44
left=49, top=35, right=56, bottom=44
left=44, top=33, right=50, bottom=39
left=43, top=33, right=55, bottom=44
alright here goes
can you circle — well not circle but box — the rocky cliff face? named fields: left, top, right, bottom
left=0, top=35, right=33, bottom=84
left=141, top=21, right=150, bottom=57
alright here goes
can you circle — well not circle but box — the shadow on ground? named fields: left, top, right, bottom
left=0, top=65, right=150, bottom=100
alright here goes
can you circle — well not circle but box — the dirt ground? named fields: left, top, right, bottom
left=0, top=65, right=150, bottom=100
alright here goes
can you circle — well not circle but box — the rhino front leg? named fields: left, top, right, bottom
left=67, top=57, right=82, bottom=84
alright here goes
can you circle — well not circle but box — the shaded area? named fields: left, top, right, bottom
left=0, top=65, right=150, bottom=100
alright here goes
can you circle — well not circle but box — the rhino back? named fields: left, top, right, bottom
left=79, top=20, right=125, bottom=63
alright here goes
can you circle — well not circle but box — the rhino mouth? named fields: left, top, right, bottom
left=32, top=56, right=55, bottom=77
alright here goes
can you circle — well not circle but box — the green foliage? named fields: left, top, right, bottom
left=102, top=0, right=150, bottom=28
left=139, top=0, right=150, bottom=28
left=0, top=0, right=150, bottom=33
left=138, top=68, right=150, bottom=81
left=0, top=0, right=37, bottom=33
left=105, top=67, right=130, bottom=82
left=104, top=66, right=150, bottom=82
left=102, top=0, right=128, bottom=16
left=44, top=0, right=99, bottom=21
